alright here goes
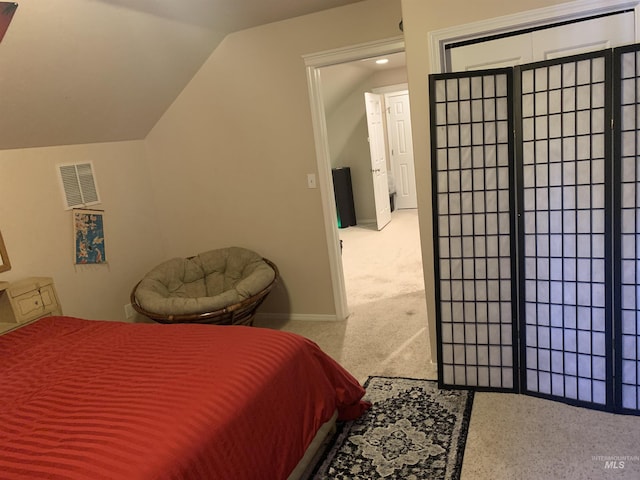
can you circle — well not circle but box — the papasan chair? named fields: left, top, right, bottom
left=130, top=247, right=278, bottom=326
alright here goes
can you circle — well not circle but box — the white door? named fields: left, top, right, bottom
left=386, top=91, right=417, bottom=209
left=364, top=92, right=391, bottom=230
left=448, top=10, right=635, bottom=71
left=448, top=34, right=533, bottom=71
left=532, top=12, right=635, bottom=60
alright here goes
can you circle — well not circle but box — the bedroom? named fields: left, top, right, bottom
left=2, top=0, right=640, bottom=479
left=0, top=0, right=578, bottom=328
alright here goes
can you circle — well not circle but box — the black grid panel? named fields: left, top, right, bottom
left=430, top=69, right=517, bottom=391
left=518, top=52, right=612, bottom=408
left=615, top=45, right=640, bottom=413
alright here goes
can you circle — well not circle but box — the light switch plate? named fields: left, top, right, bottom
left=307, top=173, right=317, bottom=188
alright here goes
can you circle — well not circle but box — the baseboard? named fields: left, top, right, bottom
left=255, top=312, right=339, bottom=322
left=357, top=218, right=376, bottom=226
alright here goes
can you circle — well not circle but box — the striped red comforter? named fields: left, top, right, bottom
left=0, top=316, right=369, bottom=479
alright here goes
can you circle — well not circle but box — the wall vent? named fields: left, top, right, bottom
left=58, top=162, right=101, bottom=210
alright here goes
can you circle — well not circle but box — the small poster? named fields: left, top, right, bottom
left=73, top=209, right=106, bottom=264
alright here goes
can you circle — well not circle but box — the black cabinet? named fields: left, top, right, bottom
left=331, top=167, right=356, bottom=228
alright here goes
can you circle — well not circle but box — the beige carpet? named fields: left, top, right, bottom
left=256, top=209, right=640, bottom=479
left=257, top=209, right=434, bottom=383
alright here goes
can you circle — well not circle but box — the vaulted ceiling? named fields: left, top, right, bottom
left=0, top=0, right=365, bottom=150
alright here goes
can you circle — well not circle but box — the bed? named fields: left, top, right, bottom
left=0, top=316, right=369, bottom=479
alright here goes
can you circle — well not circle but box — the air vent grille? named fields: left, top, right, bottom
left=58, top=162, right=100, bottom=209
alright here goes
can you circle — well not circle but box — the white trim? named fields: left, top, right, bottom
left=429, top=0, right=640, bottom=73
left=305, top=65, right=349, bottom=321
left=303, top=37, right=405, bottom=321
left=255, top=313, right=339, bottom=322
left=303, top=36, right=405, bottom=68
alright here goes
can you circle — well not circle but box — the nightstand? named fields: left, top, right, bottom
left=0, top=277, right=62, bottom=327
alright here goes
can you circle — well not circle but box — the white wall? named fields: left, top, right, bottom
left=0, top=0, right=404, bottom=323
left=0, top=0, right=579, bottom=329
left=0, top=141, right=164, bottom=320
left=145, top=0, right=403, bottom=318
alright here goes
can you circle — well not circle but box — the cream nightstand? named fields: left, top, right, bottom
left=0, top=277, right=62, bottom=330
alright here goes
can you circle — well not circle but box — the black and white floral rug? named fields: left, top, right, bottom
left=310, top=376, right=474, bottom=480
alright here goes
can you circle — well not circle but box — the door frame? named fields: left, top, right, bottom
left=428, top=0, right=640, bottom=74
left=372, top=83, right=418, bottom=212
left=303, top=36, right=405, bottom=320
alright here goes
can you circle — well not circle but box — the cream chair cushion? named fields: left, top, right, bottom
left=134, top=247, right=276, bottom=316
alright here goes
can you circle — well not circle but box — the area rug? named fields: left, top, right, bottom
left=310, top=376, right=474, bottom=480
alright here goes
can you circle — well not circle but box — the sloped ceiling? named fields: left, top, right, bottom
left=0, top=0, right=365, bottom=150
left=320, top=51, right=406, bottom=113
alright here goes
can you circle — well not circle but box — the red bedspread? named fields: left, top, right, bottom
left=0, top=316, right=369, bottom=480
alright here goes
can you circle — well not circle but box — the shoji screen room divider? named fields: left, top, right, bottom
left=430, top=44, right=640, bottom=414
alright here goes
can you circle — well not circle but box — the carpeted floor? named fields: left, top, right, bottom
left=257, top=209, right=640, bottom=479
left=310, top=376, right=473, bottom=480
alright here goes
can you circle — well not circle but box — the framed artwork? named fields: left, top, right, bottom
left=73, top=209, right=106, bottom=264
left=0, top=230, right=10, bottom=273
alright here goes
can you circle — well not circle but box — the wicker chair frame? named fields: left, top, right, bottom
left=130, top=258, right=279, bottom=326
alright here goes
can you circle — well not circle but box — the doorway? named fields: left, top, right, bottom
left=304, top=37, right=422, bottom=319
left=380, top=88, right=418, bottom=210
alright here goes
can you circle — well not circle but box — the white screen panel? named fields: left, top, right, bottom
left=616, top=46, right=640, bottom=413
left=520, top=51, right=611, bottom=408
left=432, top=45, right=640, bottom=414
left=431, top=69, right=516, bottom=390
